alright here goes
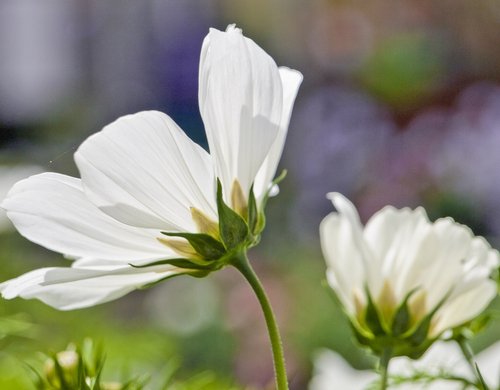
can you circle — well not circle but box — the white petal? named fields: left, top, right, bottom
left=74, top=111, right=216, bottom=231
left=2, top=172, right=170, bottom=262
left=326, top=193, right=378, bottom=294
left=0, top=165, right=43, bottom=232
left=364, top=206, right=436, bottom=301
left=0, top=264, right=181, bottom=310
left=254, top=67, right=303, bottom=200
left=431, top=280, right=497, bottom=336
left=390, top=342, right=473, bottom=389
left=309, top=349, right=375, bottom=390
left=199, top=25, right=283, bottom=198
left=475, top=341, right=500, bottom=389
left=413, top=218, right=480, bottom=310
left=320, top=213, right=366, bottom=315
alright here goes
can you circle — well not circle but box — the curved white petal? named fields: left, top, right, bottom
left=310, top=343, right=473, bottom=390
left=0, top=165, right=43, bottom=232
left=309, top=349, right=375, bottom=390
left=475, top=341, right=500, bottom=389
left=254, top=67, right=303, bottom=200
left=199, top=25, right=283, bottom=198
left=2, top=173, right=170, bottom=262
left=326, top=193, right=378, bottom=294
left=0, top=264, right=181, bottom=310
left=74, top=111, right=216, bottom=231
left=363, top=207, right=470, bottom=305
left=431, top=280, right=497, bottom=336
left=320, top=213, right=366, bottom=315
left=412, top=219, right=478, bottom=310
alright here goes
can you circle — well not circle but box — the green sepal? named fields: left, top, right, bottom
left=216, top=179, right=249, bottom=250
left=463, top=313, right=492, bottom=337
left=259, top=169, right=288, bottom=213
left=475, top=362, right=489, bottom=390
left=350, top=322, right=375, bottom=347
left=247, top=184, right=258, bottom=235
left=188, top=270, right=212, bottom=278
left=162, top=232, right=226, bottom=261
left=261, top=169, right=287, bottom=210
left=404, top=294, right=447, bottom=347
left=391, top=288, right=418, bottom=336
left=130, top=258, right=194, bottom=268
left=139, top=272, right=186, bottom=290
left=254, top=169, right=287, bottom=235
left=129, top=258, right=217, bottom=271
left=364, top=287, right=386, bottom=336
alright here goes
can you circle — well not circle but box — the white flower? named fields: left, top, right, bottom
left=0, top=25, right=302, bottom=310
left=310, top=341, right=500, bottom=390
left=320, top=193, right=499, bottom=355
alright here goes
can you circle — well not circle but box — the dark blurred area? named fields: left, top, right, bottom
left=1, top=0, right=500, bottom=389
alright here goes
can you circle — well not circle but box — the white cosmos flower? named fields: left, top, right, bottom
left=320, top=193, right=499, bottom=355
left=0, top=25, right=302, bottom=311
left=310, top=341, right=500, bottom=390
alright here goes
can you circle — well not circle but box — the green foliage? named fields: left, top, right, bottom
left=160, top=359, right=242, bottom=390
left=30, top=339, right=148, bottom=390
left=360, top=33, right=444, bottom=110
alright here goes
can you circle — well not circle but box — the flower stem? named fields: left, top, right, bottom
left=457, top=337, right=489, bottom=390
left=231, top=253, right=288, bottom=390
left=379, top=348, right=392, bottom=390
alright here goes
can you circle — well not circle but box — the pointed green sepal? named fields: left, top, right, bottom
left=391, top=288, right=418, bottom=336
left=247, top=184, right=258, bottom=235
left=130, top=258, right=194, bottom=268
left=162, top=232, right=226, bottom=261
left=139, top=272, right=186, bottom=290
left=129, top=258, right=215, bottom=271
left=261, top=169, right=288, bottom=208
left=364, top=287, right=386, bottom=336
left=475, top=362, right=490, bottom=390
left=216, top=179, right=249, bottom=250
left=404, top=293, right=448, bottom=347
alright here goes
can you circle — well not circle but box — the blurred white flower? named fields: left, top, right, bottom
left=320, top=193, right=499, bottom=357
left=310, top=341, right=500, bottom=389
left=0, top=165, right=42, bottom=232
left=0, top=25, right=302, bottom=310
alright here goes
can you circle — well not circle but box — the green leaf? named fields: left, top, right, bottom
left=162, top=232, right=226, bottom=260
left=216, top=179, right=249, bottom=250
left=52, top=353, right=71, bottom=390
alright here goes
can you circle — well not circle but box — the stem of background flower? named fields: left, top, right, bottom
left=232, top=253, right=289, bottom=390
left=379, top=348, right=392, bottom=390
left=457, top=337, right=488, bottom=390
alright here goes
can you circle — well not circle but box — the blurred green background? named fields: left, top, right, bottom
left=1, top=0, right=500, bottom=388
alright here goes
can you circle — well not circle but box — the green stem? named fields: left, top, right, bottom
left=231, top=253, right=288, bottom=390
left=457, top=338, right=488, bottom=390
left=379, top=348, right=392, bottom=390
